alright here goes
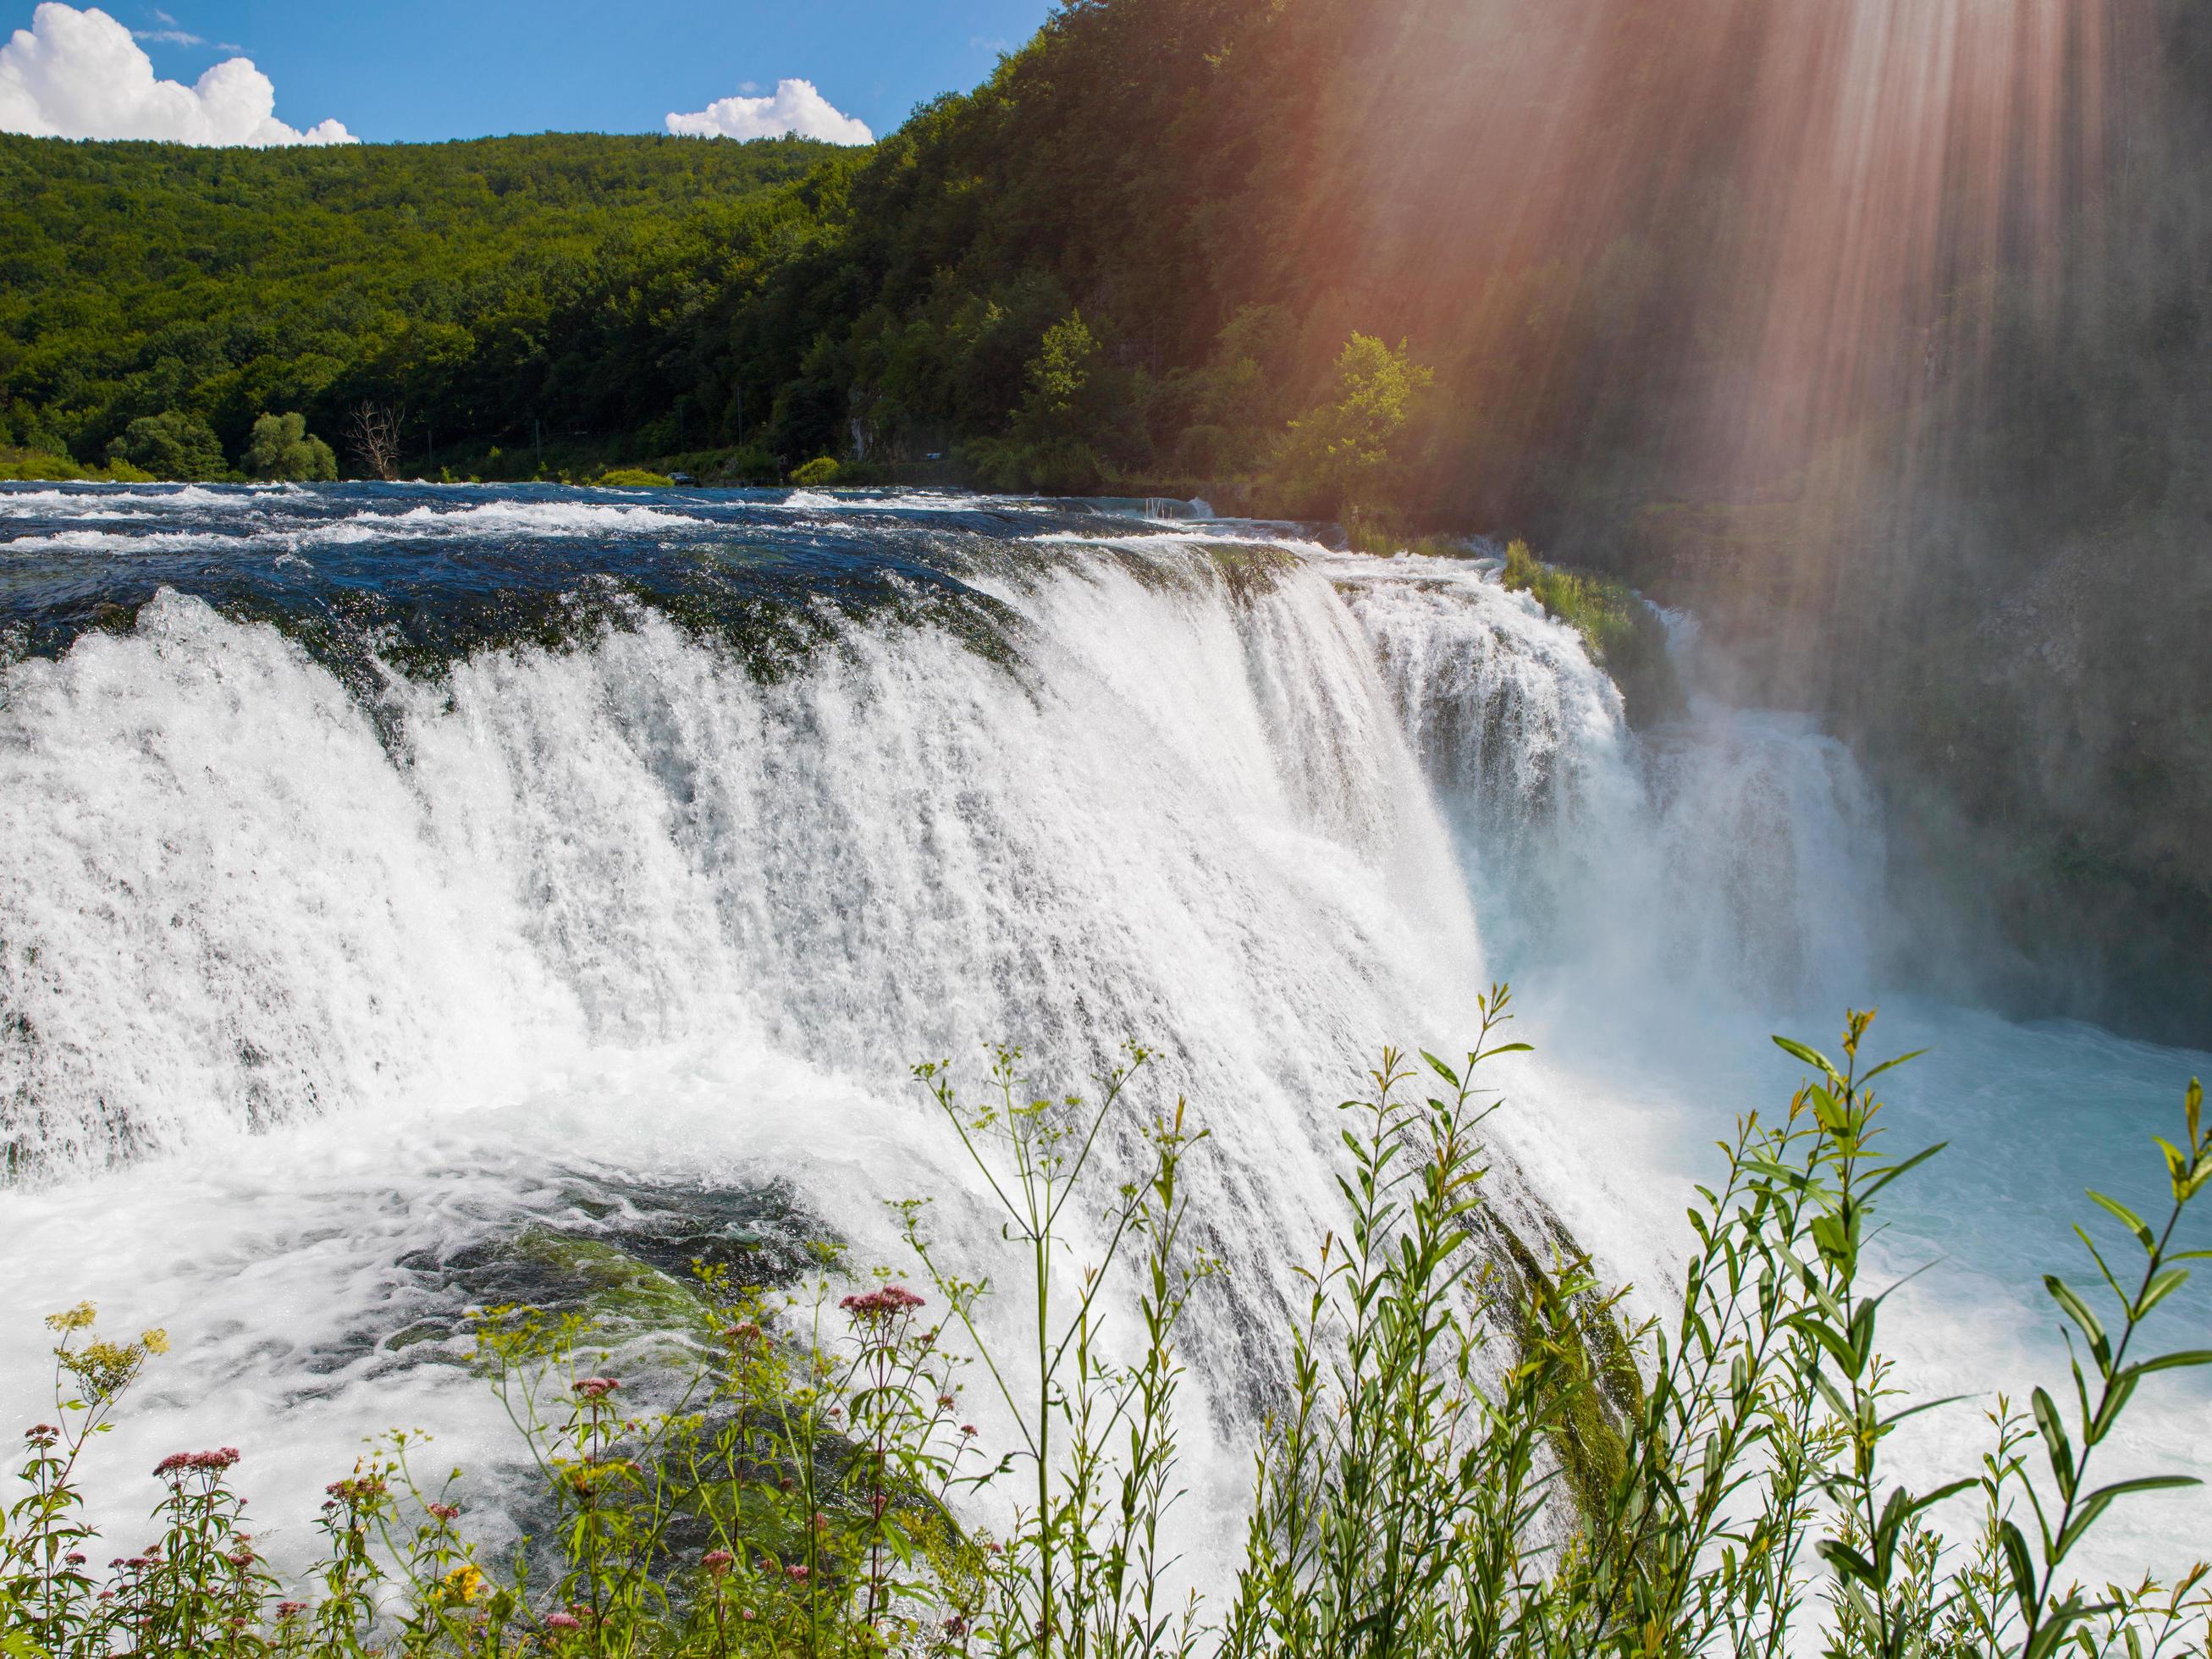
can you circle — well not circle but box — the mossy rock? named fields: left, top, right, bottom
left=1470, top=1203, right=1644, bottom=1529
left=383, top=1178, right=845, bottom=1359
left=505, top=1228, right=714, bottom=1331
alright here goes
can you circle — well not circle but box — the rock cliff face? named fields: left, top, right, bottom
left=1630, top=508, right=2212, bottom=1046
left=1870, top=534, right=2212, bottom=1045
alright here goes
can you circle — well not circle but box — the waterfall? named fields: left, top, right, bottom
left=1, top=483, right=2201, bottom=1579
left=3, top=541, right=1481, bottom=1188
left=1333, top=554, right=1885, bottom=1011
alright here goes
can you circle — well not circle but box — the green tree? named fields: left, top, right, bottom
left=104, top=411, right=228, bottom=481
left=1271, top=333, right=1434, bottom=517
left=240, top=412, right=338, bottom=482
left=1015, top=312, right=1099, bottom=444
left=974, top=310, right=1136, bottom=492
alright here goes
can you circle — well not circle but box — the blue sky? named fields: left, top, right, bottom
left=5, top=1, right=1056, bottom=144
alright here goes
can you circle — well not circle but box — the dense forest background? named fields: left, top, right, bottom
left=3, top=0, right=2209, bottom=1040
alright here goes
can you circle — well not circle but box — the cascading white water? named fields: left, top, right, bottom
left=2, top=493, right=2204, bottom=1585
left=0, top=515, right=1504, bottom=1577
left=3, top=546, right=1478, bottom=1188
left=1333, top=555, right=1884, bottom=1011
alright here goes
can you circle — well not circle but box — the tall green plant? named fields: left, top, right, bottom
left=902, top=1041, right=1215, bottom=1659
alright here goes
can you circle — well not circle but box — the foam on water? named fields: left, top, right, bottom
left=2, top=498, right=718, bottom=558
left=1, top=490, right=2204, bottom=1589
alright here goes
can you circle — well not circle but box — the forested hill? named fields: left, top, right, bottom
left=0, top=130, right=836, bottom=469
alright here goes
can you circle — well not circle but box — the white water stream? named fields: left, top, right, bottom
left=2, top=496, right=2204, bottom=1593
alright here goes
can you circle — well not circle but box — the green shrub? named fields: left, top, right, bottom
left=104, top=411, right=229, bottom=481
left=789, top=456, right=841, bottom=487
left=0, top=448, right=154, bottom=483
left=4, top=1004, right=2208, bottom=1656
left=596, top=467, right=676, bottom=488
left=1503, top=537, right=1685, bottom=725
left=241, top=412, right=339, bottom=482
left=1345, top=515, right=1470, bottom=559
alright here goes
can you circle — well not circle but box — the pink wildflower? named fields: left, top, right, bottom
left=571, top=1376, right=621, bottom=1400
left=428, top=1502, right=461, bottom=1522
left=838, top=1285, right=926, bottom=1320
left=545, top=1611, right=582, bottom=1629
left=325, top=1474, right=387, bottom=1506
left=703, top=1548, right=734, bottom=1575
left=276, top=1602, right=307, bottom=1619
left=153, top=1447, right=240, bottom=1477
left=788, top=1563, right=811, bottom=1582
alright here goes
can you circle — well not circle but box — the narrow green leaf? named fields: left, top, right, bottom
left=2000, top=1520, right=2038, bottom=1621
left=1817, top=1538, right=1878, bottom=1585
left=2089, top=1368, right=2140, bottom=1445
left=1791, top=1314, right=1864, bottom=1381
left=2043, top=1276, right=2110, bottom=1372
left=2135, top=1265, right=2191, bottom=1321
left=1773, top=1035, right=1838, bottom=1077
left=2086, top=1189, right=2156, bottom=1253
left=1877, top=1394, right=1970, bottom=1431
left=1863, top=1141, right=1950, bottom=1198
left=1857, top=1049, right=1930, bottom=1083
left=2078, top=1474, right=2200, bottom=1502
left=2131, top=1349, right=2212, bottom=1375
left=1906, top=1477, right=1979, bottom=1516
left=2032, top=1386, right=2076, bottom=1502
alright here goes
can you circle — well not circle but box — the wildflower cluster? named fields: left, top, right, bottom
left=152, top=1449, right=242, bottom=1478
left=837, top=1286, right=927, bottom=1321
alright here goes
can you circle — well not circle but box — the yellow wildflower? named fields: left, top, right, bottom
left=442, top=1563, right=485, bottom=1603
left=61, top=1338, right=147, bottom=1403
left=46, top=1302, right=97, bottom=1334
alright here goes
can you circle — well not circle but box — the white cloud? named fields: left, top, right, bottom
left=665, top=77, right=870, bottom=145
left=0, top=3, right=354, bottom=146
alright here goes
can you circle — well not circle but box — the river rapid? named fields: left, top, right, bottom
left=3, top=482, right=2204, bottom=1590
